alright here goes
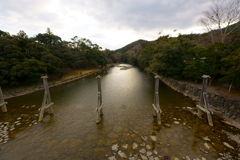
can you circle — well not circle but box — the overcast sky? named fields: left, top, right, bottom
left=0, top=0, right=212, bottom=50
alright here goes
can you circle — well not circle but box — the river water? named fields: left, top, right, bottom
left=0, top=64, right=239, bottom=160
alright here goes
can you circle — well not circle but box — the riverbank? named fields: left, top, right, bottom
left=2, top=64, right=116, bottom=99
left=156, top=74, right=240, bottom=129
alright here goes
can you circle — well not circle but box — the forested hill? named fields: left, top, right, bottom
left=114, top=39, right=149, bottom=64
left=0, top=28, right=117, bottom=86
left=115, top=24, right=240, bottom=91
left=115, top=39, right=149, bottom=53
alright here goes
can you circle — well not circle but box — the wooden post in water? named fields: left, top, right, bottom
left=152, top=75, right=162, bottom=125
left=39, top=76, right=54, bottom=121
left=0, top=86, right=7, bottom=113
left=96, top=75, right=103, bottom=124
left=196, top=75, right=213, bottom=126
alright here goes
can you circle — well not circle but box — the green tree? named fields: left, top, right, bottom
left=220, top=47, right=240, bottom=92
left=9, top=59, right=47, bottom=84
left=183, top=46, right=208, bottom=82
left=205, top=42, right=230, bottom=84
left=41, top=54, right=64, bottom=77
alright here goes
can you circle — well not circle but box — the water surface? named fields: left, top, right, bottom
left=0, top=64, right=239, bottom=159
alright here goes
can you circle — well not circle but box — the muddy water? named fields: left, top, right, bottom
left=0, top=64, right=239, bottom=160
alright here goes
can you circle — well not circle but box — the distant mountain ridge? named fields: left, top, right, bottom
left=116, top=22, right=240, bottom=55
left=115, top=39, right=149, bottom=55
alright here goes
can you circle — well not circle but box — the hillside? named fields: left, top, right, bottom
left=115, top=39, right=149, bottom=55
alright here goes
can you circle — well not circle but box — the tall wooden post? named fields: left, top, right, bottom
left=152, top=75, right=162, bottom=125
left=196, top=75, right=213, bottom=126
left=39, top=76, right=54, bottom=121
left=0, top=86, right=7, bottom=113
left=96, top=75, right=103, bottom=124
left=198, top=75, right=210, bottom=117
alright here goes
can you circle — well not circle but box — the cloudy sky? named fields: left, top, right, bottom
left=0, top=0, right=212, bottom=50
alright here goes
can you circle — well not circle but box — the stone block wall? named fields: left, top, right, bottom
left=158, top=75, right=240, bottom=128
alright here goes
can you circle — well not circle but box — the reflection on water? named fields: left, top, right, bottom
left=0, top=64, right=240, bottom=159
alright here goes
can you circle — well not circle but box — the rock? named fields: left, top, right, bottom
left=134, top=137, right=142, bottom=143
left=111, top=143, right=119, bottom=151
left=108, top=155, right=117, bottom=160
left=139, top=148, right=146, bottom=154
left=94, top=148, right=106, bottom=152
left=129, top=156, right=137, bottom=160
left=204, top=143, right=210, bottom=149
left=150, top=136, right=157, bottom=141
left=186, top=156, right=191, bottom=160
left=98, top=139, right=112, bottom=146
left=122, top=144, right=128, bottom=149
left=111, top=139, right=118, bottom=144
left=107, top=132, right=119, bottom=139
left=146, top=144, right=151, bottom=150
left=153, top=149, right=158, bottom=155
left=132, top=142, right=138, bottom=149
left=140, top=142, right=145, bottom=147
left=113, top=126, right=123, bottom=133
left=140, top=154, right=148, bottom=160
left=130, top=134, right=137, bottom=138
left=147, top=151, right=152, bottom=157
left=202, top=136, right=210, bottom=141
left=141, top=136, right=148, bottom=141
left=223, top=142, right=235, bottom=150
left=164, top=123, right=171, bottom=127
left=173, top=121, right=180, bottom=124
left=70, top=139, right=83, bottom=147
left=118, top=150, right=127, bottom=158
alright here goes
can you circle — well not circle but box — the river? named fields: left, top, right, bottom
left=0, top=64, right=239, bottom=159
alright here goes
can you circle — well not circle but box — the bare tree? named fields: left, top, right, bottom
left=199, top=0, right=240, bottom=43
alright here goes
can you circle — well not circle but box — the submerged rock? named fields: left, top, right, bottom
left=223, top=142, right=235, bottom=150
left=146, top=144, right=151, bottom=150
left=204, top=143, right=210, bottom=149
left=146, top=151, right=152, bottom=157
left=132, top=142, right=138, bottom=149
left=150, top=136, right=157, bottom=141
left=164, top=123, right=171, bottom=127
left=173, top=121, right=180, bottom=124
left=108, top=155, right=116, bottom=160
left=111, top=143, right=119, bottom=151
left=107, top=132, right=119, bottom=139
left=118, top=150, right=127, bottom=158
left=202, top=136, right=211, bottom=141
left=140, top=154, right=148, bottom=160
left=141, top=136, right=148, bottom=141
left=122, top=144, right=128, bottom=149
left=139, top=148, right=146, bottom=154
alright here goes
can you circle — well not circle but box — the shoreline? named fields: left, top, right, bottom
left=3, top=65, right=115, bottom=100
left=155, top=73, right=240, bottom=129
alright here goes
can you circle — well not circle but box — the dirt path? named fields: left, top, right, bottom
left=179, top=79, right=240, bottom=100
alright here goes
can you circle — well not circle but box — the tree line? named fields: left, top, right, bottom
left=120, top=31, right=240, bottom=92
left=0, top=28, right=116, bottom=86
left=118, top=0, right=240, bottom=92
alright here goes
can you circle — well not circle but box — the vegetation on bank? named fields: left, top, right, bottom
left=0, top=28, right=117, bottom=86
left=1, top=1, right=240, bottom=93
left=116, top=31, right=240, bottom=92
left=115, top=1, right=240, bottom=92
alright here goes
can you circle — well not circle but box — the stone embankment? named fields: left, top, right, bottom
left=3, top=68, right=106, bottom=100
left=157, top=75, right=240, bottom=129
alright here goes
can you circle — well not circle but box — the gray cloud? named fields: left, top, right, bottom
left=1, top=0, right=213, bottom=49
left=60, top=0, right=211, bottom=31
